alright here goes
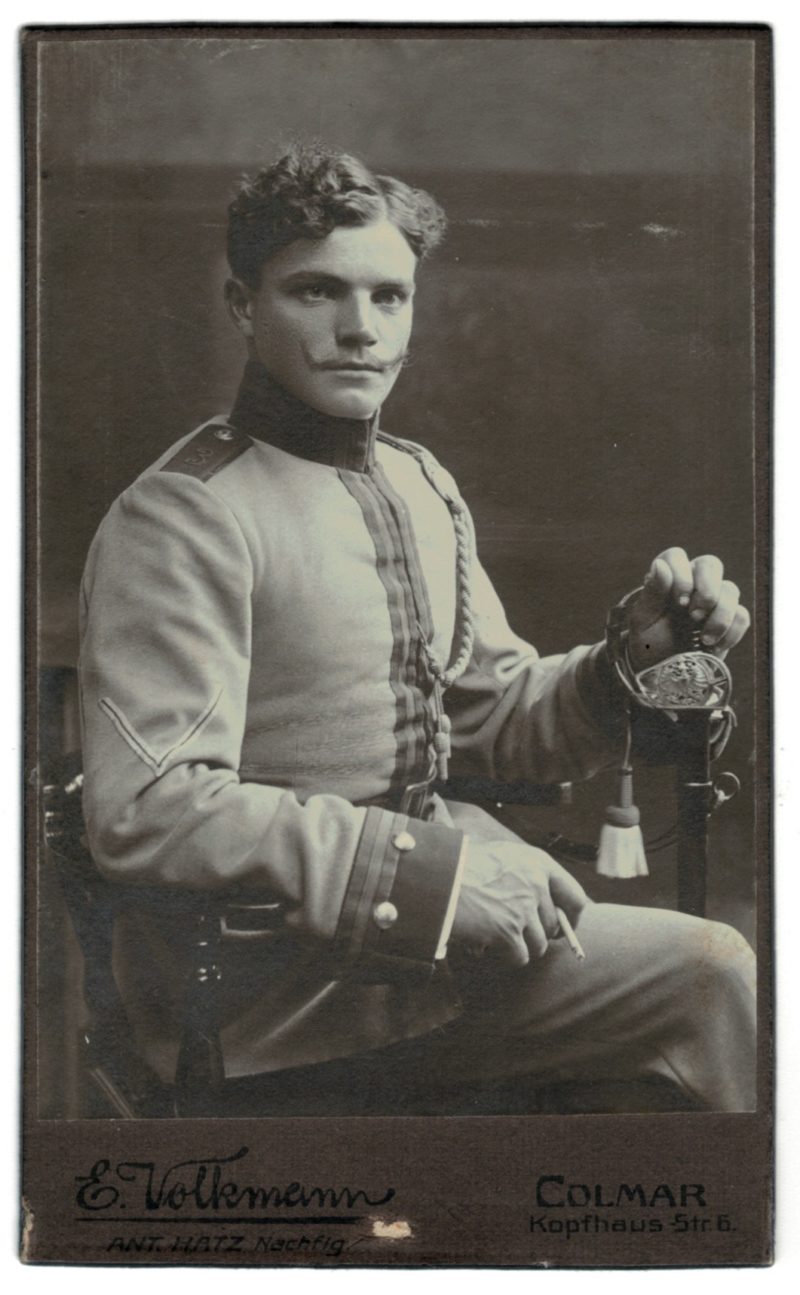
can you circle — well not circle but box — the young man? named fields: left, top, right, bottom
left=78, top=146, right=755, bottom=1112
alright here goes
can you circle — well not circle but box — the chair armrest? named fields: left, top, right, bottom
left=438, top=776, right=573, bottom=807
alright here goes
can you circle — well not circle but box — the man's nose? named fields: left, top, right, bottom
left=336, top=294, right=379, bottom=347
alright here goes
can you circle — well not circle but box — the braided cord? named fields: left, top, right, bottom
left=437, top=493, right=475, bottom=688
left=406, top=447, right=475, bottom=692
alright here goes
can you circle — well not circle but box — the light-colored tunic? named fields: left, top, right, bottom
left=78, top=361, right=621, bottom=1080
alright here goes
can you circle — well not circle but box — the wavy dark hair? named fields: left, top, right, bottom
left=227, top=144, right=447, bottom=288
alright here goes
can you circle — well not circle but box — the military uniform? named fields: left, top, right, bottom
left=78, top=360, right=756, bottom=1107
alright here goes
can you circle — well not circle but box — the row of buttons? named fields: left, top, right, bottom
left=371, top=830, right=416, bottom=929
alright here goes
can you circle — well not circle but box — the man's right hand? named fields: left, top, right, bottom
left=451, top=842, right=589, bottom=966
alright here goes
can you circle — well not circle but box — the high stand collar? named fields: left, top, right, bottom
left=230, top=360, right=380, bottom=473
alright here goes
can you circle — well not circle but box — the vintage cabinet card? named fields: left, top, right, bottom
left=22, top=24, right=773, bottom=1267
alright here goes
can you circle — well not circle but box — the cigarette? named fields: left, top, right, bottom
left=555, top=907, right=586, bottom=961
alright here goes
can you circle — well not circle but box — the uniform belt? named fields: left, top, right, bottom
left=360, top=775, right=438, bottom=820
left=399, top=776, right=438, bottom=819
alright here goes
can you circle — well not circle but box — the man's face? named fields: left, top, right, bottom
left=233, top=219, right=418, bottom=420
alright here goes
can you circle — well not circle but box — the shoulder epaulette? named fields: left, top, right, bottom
left=377, top=430, right=427, bottom=457
left=377, top=431, right=456, bottom=503
left=161, top=422, right=253, bottom=482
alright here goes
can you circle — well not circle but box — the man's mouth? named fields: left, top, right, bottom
left=317, top=361, right=387, bottom=372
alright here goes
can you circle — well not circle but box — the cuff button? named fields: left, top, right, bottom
left=392, top=830, right=416, bottom=852
left=372, top=901, right=399, bottom=930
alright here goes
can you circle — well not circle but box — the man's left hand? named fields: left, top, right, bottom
left=627, top=547, right=750, bottom=673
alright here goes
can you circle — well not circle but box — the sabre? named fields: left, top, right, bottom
left=605, top=587, right=738, bottom=917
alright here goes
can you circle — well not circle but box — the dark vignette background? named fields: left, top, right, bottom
left=33, top=31, right=758, bottom=1116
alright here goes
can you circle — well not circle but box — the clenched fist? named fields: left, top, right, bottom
left=627, top=547, right=750, bottom=673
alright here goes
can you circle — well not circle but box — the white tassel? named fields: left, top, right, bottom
left=596, top=767, right=649, bottom=879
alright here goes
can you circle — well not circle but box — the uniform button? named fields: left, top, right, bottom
left=373, top=901, right=398, bottom=930
left=214, top=427, right=235, bottom=441
left=392, top=830, right=416, bottom=852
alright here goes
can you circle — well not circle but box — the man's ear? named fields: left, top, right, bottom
left=224, top=277, right=255, bottom=338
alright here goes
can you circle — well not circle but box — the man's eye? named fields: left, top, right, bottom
left=295, top=283, right=334, bottom=301
left=373, top=288, right=408, bottom=309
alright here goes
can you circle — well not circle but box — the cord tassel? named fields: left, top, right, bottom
left=596, top=721, right=649, bottom=879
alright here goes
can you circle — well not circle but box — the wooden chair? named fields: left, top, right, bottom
left=37, top=668, right=700, bottom=1119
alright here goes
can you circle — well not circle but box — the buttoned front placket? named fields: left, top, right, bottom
left=231, top=360, right=445, bottom=802
left=336, top=458, right=437, bottom=797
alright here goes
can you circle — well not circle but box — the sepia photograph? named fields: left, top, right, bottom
left=23, top=24, right=772, bottom=1267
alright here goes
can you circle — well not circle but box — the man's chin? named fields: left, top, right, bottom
left=308, top=390, right=384, bottom=421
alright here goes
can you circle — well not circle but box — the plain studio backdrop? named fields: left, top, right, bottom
left=31, top=36, right=759, bottom=1106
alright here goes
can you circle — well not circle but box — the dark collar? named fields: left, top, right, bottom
left=230, top=360, right=379, bottom=473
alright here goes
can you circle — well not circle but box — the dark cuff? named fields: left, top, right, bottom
left=574, top=641, right=628, bottom=738
left=333, top=806, right=464, bottom=983
left=576, top=642, right=684, bottom=764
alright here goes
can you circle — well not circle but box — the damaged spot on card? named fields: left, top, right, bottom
left=20, top=1196, right=34, bottom=1262
left=641, top=222, right=681, bottom=238
left=371, top=1219, right=412, bottom=1240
